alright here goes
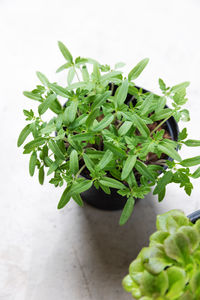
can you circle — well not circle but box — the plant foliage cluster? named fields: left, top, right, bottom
left=18, top=42, right=200, bottom=224
left=123, top=210, right=200, bottom=299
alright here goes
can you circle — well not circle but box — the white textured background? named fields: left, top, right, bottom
left=1, top=0, right=200, bottom=299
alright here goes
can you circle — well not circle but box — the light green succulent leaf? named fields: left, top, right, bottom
left=140, top=246, right=173, bottom=274
left=140, top=270, right=168, bottom=297
left=166, top=266, right=187, bottom=298
left=164, top=232, right=190, bottom=264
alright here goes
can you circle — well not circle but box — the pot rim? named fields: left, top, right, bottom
left=188, top=209, right=200, bottom=223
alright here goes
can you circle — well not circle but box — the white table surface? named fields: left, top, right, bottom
left=1, top=0, right=200, bottom=299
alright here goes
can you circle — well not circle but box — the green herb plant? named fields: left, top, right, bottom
left=17, top=42, right=200, bottom=225
left=123, top=209, right=200, bottom=299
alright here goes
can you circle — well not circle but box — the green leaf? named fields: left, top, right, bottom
left=131, top=114, right=150, bottom=136
left=192, top=167, right=200, bottom=179
left=118, top=121, right=132, bottom=136
left=171, top=81, right=190, bottom=93
left=140, top=270, right=168, bottom=297
left=48, top=140, right=65, bottom=160
left=39, top=166, right=44, bottom=185
left=47, top=158, right=63, bottom=175
left=71, top=132, right=94, bottom=142
left=166, top=267, right=186, bottom=298
left=121, top=155, right=137, bottom=180
left=85, top=108, right=99, bottom=128
left=119, top=197, right=135, bottom=225
left=72, top=194, right=84, bottom=207
left=159, top=78, right=167, bottom=91
left=151, top=108, right=172, bottom=121
left=135, top=160, right=155, bottom=181
left=49, top=83, right=71, bottom=98
left=164, top=232, right=190, bottom=264
left=180, top=156, right=200, bottom=167
left=36, top=71, right=49, bottom=86
left=63, top=100, right=78, bottom=124
left=58, top=41, right=73, bottom=63
left=184, top=139, right=200, bottom=147
left=92, top=63, right=101, bottom=81
left=153, top=171, right=173, bottom=195
left=157, top=142, right=181, bottom=162
left=57, top=185, right=72, bottom=209
left=140, top=246, right=173, bottom=274
left=104, top=142, right=126, bottom=158
left=116, top=79, right=129, bottom=107
left=81, top=65, right=89, bottom=81
left=97, top=150, right=113, bottom=170
left=69, top=150, right=79, bottom=175
left=83, top=153, right=95, bottom=172
left=67, top=67, right=75, bottom=85
left=56, top=62, right=72, bottom=73
left=38, top=94, right=57, bottom=115
left=17, top=124, right=32, bottom=147
left=180, top=109, right=190, bottom=122
left=70, top=180, right=93, bottom=195
left=114, top=62, right=125, bottom=69
left=92, top=114, right=114, bottom=132
left=99, top=177, right=126, bottom=190
left=128, top=58, right=149, bottom=81
left=23, top=91, right=42, bottom=101
left=91, top=91, right=111, bottom=110
left=23, top=137, right=46, bottom=153
left=29, top=151, right=37, bottom=176
left=178, top=128, right=188, bottom=141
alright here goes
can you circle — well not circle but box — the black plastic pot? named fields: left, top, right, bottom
left=81, top=87, right=179, bottom=211
left=188, top=210, right=200, bottom=223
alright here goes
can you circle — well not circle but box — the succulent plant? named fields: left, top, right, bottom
left=123, top=210, right=200, bottom=299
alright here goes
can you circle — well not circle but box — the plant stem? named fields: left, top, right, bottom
left=74, top=66, right=80, bottom=82
left=76, top=164, right=86, bottom=178
left=150, top=113, right=173, bottom=136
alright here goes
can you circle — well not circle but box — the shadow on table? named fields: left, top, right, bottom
left=81, top=193, right=157, bottom=277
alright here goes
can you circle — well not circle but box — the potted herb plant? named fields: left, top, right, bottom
left=122, top=209, right=200, bottom=299
left=17, top=41, right=200, bottom=225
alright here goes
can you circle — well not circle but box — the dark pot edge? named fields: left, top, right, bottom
left=188, top=210, right=200, bottom=223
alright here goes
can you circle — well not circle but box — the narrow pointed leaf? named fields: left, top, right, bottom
left=17, top=124, right=31, bottom=147
left=72, top=194, right=84, bottom=207
left=58, top=41, right=73, bottom=63
left=29, top=151, right=37, bottom=176
left=70, top=180, right=93, bottom=194
left=157, top=143, right=181, bottom=162
left=116, top=79, right=129, bottom=107
left=97, top=150, right=113, bottom=170
left=104, top=142, right=126, bottom=158
left=184, top=139, right=200, bottom=147
left=83, top=153, right=95, bottom=172
left=121, top=155, right=137, bottom=180
left=93, top=114, right=114, bottom=132
left=180, top=156, right=200, bottom=167
left=128, top=58, right=149, bottom=81
left=36, top=71, right=49, bottom=86
left=38, top=94, right=57, bottom=115
left=48, top=140, right=65, bottom=160
left=39, top=166, right=45, bottom=184
left=23, top=137, right=46, bottom=153
left=69, top=150, right=79, bottom=175
left=57, top=185, right=72, bottom=209
left=119, top=197, right=135, bottom=225
left=23, top=91, right=42, bottom=101
left=135, top=160, right=155, bottom=181
left=99, top=177, right=126, bottom=190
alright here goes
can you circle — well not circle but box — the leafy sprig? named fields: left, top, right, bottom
left=123, top=210, right=200, bottom=299
left=18, top=42, right=200, bottom=225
